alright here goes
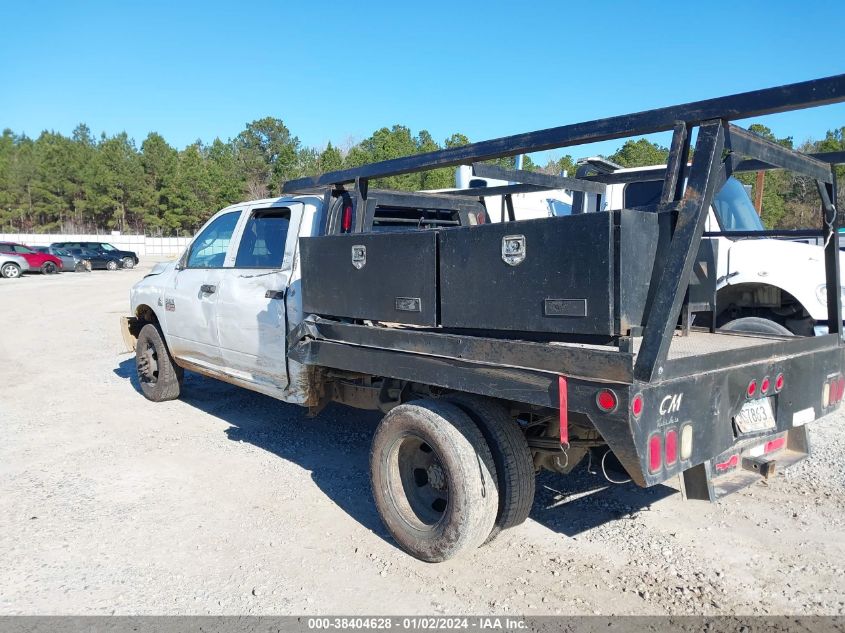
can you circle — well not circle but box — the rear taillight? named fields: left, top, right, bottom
left=823, top=375, right=844, bottom=408
left=595, top=389, right=618, bottom=413
left=631, top=394, right=644, bottom=418
left=748, top=372, right=785, bottom=399
left=664, top=429, right=678, bottom=466
left=680, top=424, right=693, bottom=460
left=648, top=434, right=662, bottom=473
left=647, top=425, right=690, bottom=474
left=746, top=380, right=757, bottom=399
left=341, top=205, right=353, bottom=232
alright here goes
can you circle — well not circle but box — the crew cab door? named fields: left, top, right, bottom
left=163, top=209, right=242, bottom=367
left=214, top=202, right=303, bottom=392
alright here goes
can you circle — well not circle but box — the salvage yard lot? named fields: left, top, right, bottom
left=1, top=263, right=844, bottom=615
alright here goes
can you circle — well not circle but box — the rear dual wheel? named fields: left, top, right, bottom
left=442, top=394, right=535, bottom=544
left=370, top=400, right=499, bottom=562
left=370, top=396, right=535, bottom=561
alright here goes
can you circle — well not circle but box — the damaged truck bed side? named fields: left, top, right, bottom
left=125, top=74, right=845, bottom=562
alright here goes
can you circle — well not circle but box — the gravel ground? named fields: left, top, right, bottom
left=1, top=263, right=844, bottom=615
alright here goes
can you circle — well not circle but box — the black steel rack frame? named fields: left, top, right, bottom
left=285, top=75, right=845, bottom=386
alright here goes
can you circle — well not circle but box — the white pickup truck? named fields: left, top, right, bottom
left=122, top=76, right=845, bottom=562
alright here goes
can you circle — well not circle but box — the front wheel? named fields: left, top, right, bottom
left=370, top=399, right=499, bottom=562
left=106, top=260, right=119, bottom=271
left=122, top=257, right=135, bottom=269
left=721, top=316, right=793, bottom=336
left=1, top=263, right=21, bottom=279
left=135, top=323, right=183, bottom=402
left=40, top=261, right=58, bottom=274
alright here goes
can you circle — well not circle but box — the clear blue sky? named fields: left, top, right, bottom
left=2, top=0, right=844, bottom=163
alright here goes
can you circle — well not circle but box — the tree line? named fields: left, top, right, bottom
left=0, top=118, right=842, bottom=234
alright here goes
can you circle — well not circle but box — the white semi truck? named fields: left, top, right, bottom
left=470, top=160, right=844, bottom=336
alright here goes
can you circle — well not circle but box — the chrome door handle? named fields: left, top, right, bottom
left=200, top=284, right=216, bottom=294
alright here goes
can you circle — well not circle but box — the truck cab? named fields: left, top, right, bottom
left=129, top=195, right=323, bottom=403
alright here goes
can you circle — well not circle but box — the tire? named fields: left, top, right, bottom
left=106, top=260, right=119, bottom=271
left=370, top=399, right=499, bottom=562
left=721, top=316, right=793, bottom=336
left=122, top=257, right=135, bottom=269
left=443, top=394, right=535, bottom=544
left=135, top=323, right=183, bottom=402
left=40, top=261, right=58, bottom=274
left=1, top=263, right=21, bottom=279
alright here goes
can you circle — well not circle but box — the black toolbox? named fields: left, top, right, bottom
left=299, top=230, right=439, bottom=327
left=438, top=211, right=659, bottom=336
left=300, top=211, right=659, bottom=336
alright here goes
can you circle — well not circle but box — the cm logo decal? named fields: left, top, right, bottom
left=659, top=393, right=683, bottom=415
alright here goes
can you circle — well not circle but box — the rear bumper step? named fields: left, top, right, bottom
left=681, top=426, right=809, bottom=501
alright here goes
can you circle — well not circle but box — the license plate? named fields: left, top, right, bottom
left=735, top=397, right=776, bottom=433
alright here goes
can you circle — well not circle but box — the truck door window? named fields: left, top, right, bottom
left=234, top=209, right=291, bottom=268
left=623, top=181, right=663, bottom=208
left=187, top=211, right=240, bottom=268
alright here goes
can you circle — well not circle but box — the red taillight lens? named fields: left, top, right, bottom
left=761, top=377, right=770, bottom=394
left=747, top=380, right=757, bottom=399
left=631, top=394, right=644, bottom=418
left=648, top=434, right=662, bottom=473
left=838, top=378, right=845, bottom=403
left=775, top=373, right=784, bottom=392
left=664, top=429, right=678, bottom=466
left=764, top=437, right=786, bottom=454
left=596, top=389, right=618, bottom=413
left=341, top=205, right=353, bottom=232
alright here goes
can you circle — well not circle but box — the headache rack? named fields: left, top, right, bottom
left=285, top=74, right=845, bottom=385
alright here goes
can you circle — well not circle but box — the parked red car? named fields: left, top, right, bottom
left=0, top=242, right=63, bottom=274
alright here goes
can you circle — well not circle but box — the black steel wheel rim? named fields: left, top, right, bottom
left=137, top=341, right=159, bottom=384
left=389, top=434, right=449, bottom=528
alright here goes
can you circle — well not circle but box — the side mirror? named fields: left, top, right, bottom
left=175, top=249, right=189, bottom=271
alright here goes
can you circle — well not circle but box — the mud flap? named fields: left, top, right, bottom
left=120, top=316, right=140, bottom=354
left=681, top=426, right=810, bottom=501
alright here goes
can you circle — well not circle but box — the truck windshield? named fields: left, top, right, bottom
left=713, top=177, right=764, bottom=231
left=623, top=176, right=765, bottom=231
